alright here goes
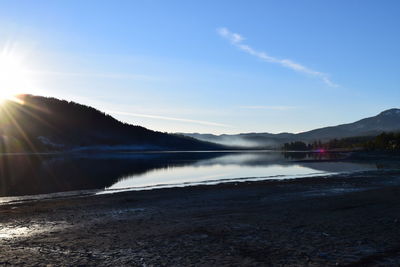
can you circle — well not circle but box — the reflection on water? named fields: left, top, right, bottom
left=106, top=152, right=377, bottom=192
left=0, top=151, right=380, bottom=201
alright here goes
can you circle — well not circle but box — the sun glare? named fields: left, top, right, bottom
left=0, top=46, right=34, bottom=103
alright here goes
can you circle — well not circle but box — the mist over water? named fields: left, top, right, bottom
left=184, top=134, right=281, bottom=148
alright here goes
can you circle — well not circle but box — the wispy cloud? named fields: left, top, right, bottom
left=107, top=110, right=231, bottom=128
left=217, top=27, right=337, bottom=87
left=240, top=105, right=297, bottom=111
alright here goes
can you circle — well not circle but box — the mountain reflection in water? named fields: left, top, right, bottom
left=0, top=151, right=378, bottom=199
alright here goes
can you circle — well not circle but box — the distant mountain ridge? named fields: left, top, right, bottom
left=181, top=108, right=400, bottom=148
left=0, top=95, right=224, bottom=152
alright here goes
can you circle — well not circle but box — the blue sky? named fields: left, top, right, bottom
left=0, top=0, right=399, bottom=134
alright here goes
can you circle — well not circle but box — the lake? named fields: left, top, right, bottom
left=0, top=151, right=380, bottom=203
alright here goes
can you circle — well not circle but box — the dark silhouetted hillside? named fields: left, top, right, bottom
left=0, top=95, right=224, bottom=152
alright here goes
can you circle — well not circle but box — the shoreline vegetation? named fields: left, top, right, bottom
left=283, top=132, right=400, bottom=153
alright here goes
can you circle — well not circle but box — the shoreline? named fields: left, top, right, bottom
left=1, top=169, right=400, bottom=266
left=0, top=167, right=390, bottom=206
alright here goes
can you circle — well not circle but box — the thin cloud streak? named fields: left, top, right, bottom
left=107, top=110, right=231, bottom=128
left=217, top=27, right=337, bottom=87
left=240, top=105, right=297, bottom=111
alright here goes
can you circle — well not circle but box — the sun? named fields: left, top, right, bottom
left=0, top=47, right=34, bottom=103
left=0, top=90, right=20, bottom=103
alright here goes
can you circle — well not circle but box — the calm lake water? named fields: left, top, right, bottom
left=0, top=151, right=381, bottom=203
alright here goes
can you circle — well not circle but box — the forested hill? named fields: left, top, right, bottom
left=0, top=95, right=224, bottom=152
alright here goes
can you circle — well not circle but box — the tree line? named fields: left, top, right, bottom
left=282, top=132, right=400, bottom=152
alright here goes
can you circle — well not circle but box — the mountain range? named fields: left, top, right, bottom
left=181, top=109, right=400, bottom=148
left=1, top=95, right=398, bottom=152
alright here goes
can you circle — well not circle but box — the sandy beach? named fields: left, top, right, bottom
left=0, top=170, right=400, bottom=266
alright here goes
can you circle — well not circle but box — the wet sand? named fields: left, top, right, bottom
left=1, top=170, right=400, bottom=266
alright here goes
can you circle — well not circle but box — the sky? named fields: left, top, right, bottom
left=0, top=0, right=399, bottom=134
